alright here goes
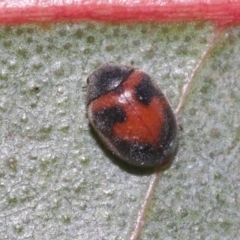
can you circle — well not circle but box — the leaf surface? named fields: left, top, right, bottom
left=0, top=22, right=239, bottom=239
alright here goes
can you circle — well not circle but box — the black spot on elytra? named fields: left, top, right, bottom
left=157, top=104, right=178, bottom=158
left=135, top=74, right=157, bottom=105
left=93, top=105, right=126, bottom=137
left=87, top=63, right=134, bottom=105
left=115, top=140, right=168, bottom=167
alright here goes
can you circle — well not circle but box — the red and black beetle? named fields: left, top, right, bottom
left=87, top=63, right=177, bottom=168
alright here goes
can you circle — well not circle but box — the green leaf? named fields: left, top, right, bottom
left=0, top=22, right=239, bottom=239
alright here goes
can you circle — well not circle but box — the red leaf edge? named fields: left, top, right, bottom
left=0, top=0, right=240, bottom=25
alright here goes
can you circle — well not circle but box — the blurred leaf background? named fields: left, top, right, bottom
left=0, top=22, right=239, bottom=239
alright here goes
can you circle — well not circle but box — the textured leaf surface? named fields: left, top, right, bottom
left=0, top=23, right=239, bottom=239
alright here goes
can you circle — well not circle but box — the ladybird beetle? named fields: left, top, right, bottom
left=87, top=63, right=177, bottom=168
